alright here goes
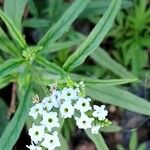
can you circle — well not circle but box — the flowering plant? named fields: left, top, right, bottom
left=0, top=0, right=149, bottom=150
left=27, top=78, right=111, bottom=149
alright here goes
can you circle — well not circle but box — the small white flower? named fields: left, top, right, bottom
left=41, top=131, right=60, bottom=150
left=26, top=142, right=42, bottom=150
left=61, top=87, right=78, bottom=101
left=91, top=125, right=101, bottom=134
left=41, top=96, right=53, bottom=112
left=41, top=112, right=60, bottom=131
left=60, top=101, right=74, bottom=118
left=74, top=97, right=92, bottom=112
left=50, top=90, right=61, bottom=108
left=28, top=124, right=45, bottom=144
left=92, top=105, right=108, bottom=120
left=29, top=103, right=43, bottom=119
left=75, top=113, right=94, bottom=129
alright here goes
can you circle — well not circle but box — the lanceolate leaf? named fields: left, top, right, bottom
left=4, top=0, right=28, bottom=31
left=0, top=27, right=19, bottom=56
left=0, top=58, right=23, bottom=77
left=71, top=73, right=137, bottom=86
left=0, top=10, right=27, bottom=49
left=56, top=134, right=69, bottom=150
left=0, top=76, right=14, bottom=89
left=38, top=0, right=89, bottom=49
left=85, top=130, right=109, bottom=150
left=0, top=98, right=8, bottom=136
left=36, top=56, right=67, bottom=77
left=0, top=83, right=32, bottom=150
left=81, top=0, right=133, bottom=17
left=63, top=0, right=122, bottom=71
left=42, top=39, right=82, bottom=54
left=100, top=124, right=122, bottom=133
left=87, top=85, right=150, bottom=116
left=90, top=47, right=134, bottom=78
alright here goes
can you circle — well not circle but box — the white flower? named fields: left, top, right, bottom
left=74, top=97, right=92, bottom=112
left=61, top=87, right=78, bottom=101
left=60, top=101, right=74, bottom=118
left=28, top=124, right=45, bottom=144
left=41, top=112, right=60, bottom=131
left=50, top=90, right=61, bottom=108
left=75, top=113, right=94, bottom=129
left=26, top=142, right=42, bottom=150
left=92, top=105, right=108, bottom=120
left=29, top=103, right=43, bottom=119
left=41, top=96, right=53, bottom=112
left=91, top=125, right=101, bottom=134
left=41, top=131, right=60, bottom=150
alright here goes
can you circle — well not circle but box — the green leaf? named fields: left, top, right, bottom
left=42, top=39, right=82, bottom=54
left=87, top=85, right=150, bottom=116
left=129, top=131, right=138, bottom=150
left=82, top=0, right=133, bottom=17
left=117, top=145, right=125, bottom=150
left=0, top=58, right=23, bottom=78
left=0, top=9, right=27, bottom=49
left=0, top=76, right=14, bottom=89
left=28, top=0, right=38, bottom=17
left=0, top=81, right=32, bottom=150
left=137, top=144, right=147, bottom=150
left=36, top=56, right=66, bottom=77
left=4, top=0, right=28, bottom=31
left=38, top=0, right=89, bottom=49
left=0, top=27, right=19, bottom=56
left=56, top=134, right=69, bottom=150
left=23, top=18, right=49, bottom=28
left=90, top=47, right=135, bottom=78
left=0, top=98, right=8, bottom=136
left=71, top=73, right=137, bottom=86
left=63, top=0, right=122, bottom=71
left=100, top=124, right=122, bottom=133
left=85, top=130, right=109, bottom=150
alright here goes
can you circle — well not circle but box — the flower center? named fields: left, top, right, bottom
left=64, top=108, right=68, bottom=112
left=48, top=118, right=53, bottom=123
left=50, top=140, right=53, bottom=143
left=67, top=93, right=71, bottom=96
left=82, top=102, right=86, bottom=107
left=35, top=131, right=39, bottom=135
left=82, top=121, right=86, bottom=124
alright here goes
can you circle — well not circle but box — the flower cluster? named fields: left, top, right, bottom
left=27, top=78, right=111, bottom=150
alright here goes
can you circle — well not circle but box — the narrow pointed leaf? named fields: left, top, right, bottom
left=85, top=130, right=109, bottom=150
left=0, top=82, right=32, bottom=150
left=0, top=98, right=8, bottom=136
left=0, top=27, right=19, bottom=56
left=36, top=56, right=66, bottom=77
left=43, top=39, right=82, bottom=54
left=90, top=47, right=134, bottom=78
left=71, top=73, right=137, bottom=86
left=0, top=10, right=27, bottom=49
left=38, top=0, right=89, bottom=49
left=56, top=134, right=69, bottom=150
left=100, top=124, right=122, bottom=133
left=0, top=58, right=23, bottom=77
left=63, top=0, right=122, bottom=71
left=4, top=0, right=28, bottom=31
left=0, top=76, right=14, bottom=89
left=82, top=0, right=133, bottom=17
left=87, top=85, right=150, bottom=116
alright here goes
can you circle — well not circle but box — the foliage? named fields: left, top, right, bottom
left=117, top=131, right=147, bottom=150
left=107, top=0, right=150, bottom=78
left=0, top=0, right=149, bottom=149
